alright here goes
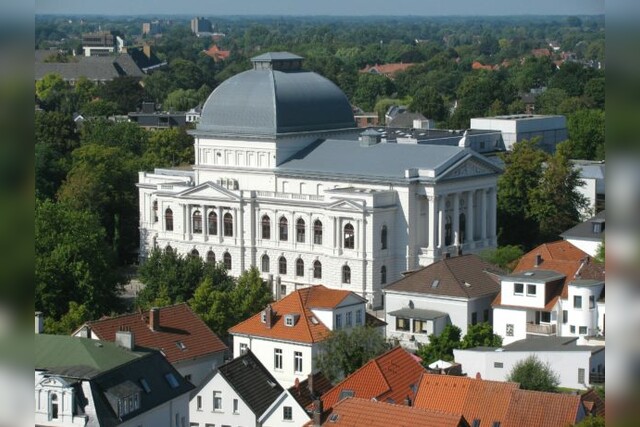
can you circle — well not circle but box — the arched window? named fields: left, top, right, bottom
left=190, top=249, right=200, bottom=258
left=296, top=218, right=306, bottom=243
left=445, top=216, right=452, bottom=246
left=344, top=223, right=355, bottom=249
left=279, top=256, right=287, bottom=275
left=296, top=258, right=305, bottom=277
left=313, top=220, right=323, bottom=245
left=165, top=245, right=173, bottom=254
left=381, top=225, right=388, bottom=250
left=208, top=211, right=217, bottom=235
left=206, top=250, right=215, bottom=264
left=381, top=265, right=387, bottom=285
left=192, top=210, right=202, bottom=234
left=261, top=254, right=270, bottom=272
left=223, top=252, right=232, bottom=270
left=459, top=213, right=466, bottom=244
left=51, top=393, right=59, bottom=419
left=224, top=212, right=233, bottom=237
left=342, top=265, right=351, bottom=284
left=262, top=215, right=271, bottom=240
left=165, top=208, right=173, bottom=231
left=313, top=260, right=322, bottom=279
left=279, top=217, right=288, bottom=241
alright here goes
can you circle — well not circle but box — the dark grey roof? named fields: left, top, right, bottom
left=252, top=52, right=303, bottom=61
left=218, top=351, right=284, bottom=417
left=277, top=139, right=476, bottom=182
left=387, top=112, right=427, bottom=128
left=35, top=53, right=143, bottom=81
left=388, top=308, right=448, bottom=320
left=560, top=210, right=605, bottom=241
left=502, top=336, right=605, bottom=353
left=197, top=54, right=355, bottom=136
left=569, top=279, right=604, bottom=287
left=504, top=269, right=566, bottom=283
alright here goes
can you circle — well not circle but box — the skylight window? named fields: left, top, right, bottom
left=139, top=378, right=151, bottom=393
left=338, top=390, right=355, bottom=401
left=431, top=280, right=440, bottom=288
left=329, top=414, right=340, bottom=422
left=164, top=373, right=179, bottom=389
left=175, top=341, right=187, bottom=351
left=524, top=272, right=534, bottom=277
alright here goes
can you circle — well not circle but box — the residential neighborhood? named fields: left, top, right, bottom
left=35, top=6, right=606, bottom=427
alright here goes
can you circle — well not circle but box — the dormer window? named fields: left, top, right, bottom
left=514, top=283, right=524, bottom=295
left=284, top=314, right=299, bottom=326
left=526, top=284, right=537, bottom=296
left=261, top=312, right=267, bottom=323
left=592, top=219, right=605, bottom=234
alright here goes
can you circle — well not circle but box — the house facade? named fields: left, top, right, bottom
left=229, top=285, right=371, bottom=387
left=383, top=254, right=502, bottom=350
left=561, top=210, right=605, bottom=257
left=137, top=52, right=501, bottom=308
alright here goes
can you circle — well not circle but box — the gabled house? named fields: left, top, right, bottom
left=189, top=350, right=309, bottom=427
left=35, top=334, right=193, bottom=427
left=492, top=241, right=605, bottom=345
left=203, top=44, right=231, bottom=62
left=229, top=285, right=376, bottom=387
left=414, top=373, right=587, bottom=426
left=316, top=346, right=426, bottom=416
left=561, top=210, right=605, bottom=257
left=383, top=254, right=502, bottom=350
left=310, top=397, right=470, bottom=427
left=72, top=303, right=227, bottom=387
left=359, top=63, right=415, bottom=79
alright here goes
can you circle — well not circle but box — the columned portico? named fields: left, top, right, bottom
left=453, top=193, right=460, bottom=247
left=467, top=190, right=475, bottom=249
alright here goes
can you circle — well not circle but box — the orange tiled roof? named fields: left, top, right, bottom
left=414, top=373, right=585, bottom=427
left=532, top=48, right=552, bottom=58
left=360, top=63, right=415, bottom=76
left=317, top=397, right=468, bottom=427
left=82, top=303, right=227, bottom=364
left=203, top=44, right=230, bottom=61
left=472, top=61, right=495, bottom=71
left=319, top=346, right=426, bottom=411
left=229, top=285, right=355, bottom=344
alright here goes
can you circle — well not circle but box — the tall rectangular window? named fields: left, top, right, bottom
left=589, top=295, right=595, bottom=309
left=274, top=348, right=283, bottom=370
left=506, top=324, right=514, bottom=337
left=233, top=399, right=239, bottom=414
left=335, top=313, right=342, bottom=330
left=396, top=317, right=410, bottom=331
left=294, top=351, right=303, bottom=373
left=562, top=310, right=568, bottom=324
left=345, top=311, right=352, bottom=327
left=484, top=309, right=489, bottom=322
left=471, top=312, right=478, bottom=325
left=578, top=368, right=585, bottom=383
left=213, top=391, right=222, bottom=411
left=413, top=319, right=428, bottom=333
left=196, top=395, right=202, bottom=410
left=283, top=406, right=293, bottom=421
left=574, top=295, right=583, bottom=309
left=356, top=309, right=363, bottom=326
left=240, top=343, right=248, bottom=355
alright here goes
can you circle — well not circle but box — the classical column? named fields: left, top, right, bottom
left=467, top=190, right=475, bottom=249
left=481, top=189, right=488, bottom=243
left=427, top=195, right=436, bottom=250
left=453, top=193, right=460, bottom=247
left=489, top=188, right=497, bottom=244
left=438, top=195, right=445, bottom=249
left=217, top=206, right=223, bottom=243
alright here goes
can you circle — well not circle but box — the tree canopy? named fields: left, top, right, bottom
left=506, top=355, right=560, bottom=392
left=416, top=324, right=462, bottom=366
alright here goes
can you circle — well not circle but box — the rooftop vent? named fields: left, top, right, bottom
left=524, top=272, right=534, bottom=277
left=360, top=128, right=381, bottom=146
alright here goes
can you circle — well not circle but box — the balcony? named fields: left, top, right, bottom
left=589, top=372, right=605, bottom=385
left=526, top=322, right=556, bottom=335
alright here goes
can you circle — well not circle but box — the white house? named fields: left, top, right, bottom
left=35, top=334, right=193, bottom=427
left=561, top=210, right=605, bottom=258
left=228, top=284, right=379, bottom=388
left=492, top=240, right=605, bottom=346
left=572, top=160, right=605, bottom=219
left=383, top=254, right=502, bottom=350
left=470, top=114, right=568, bottom=152
left=72, top=303, right=227, bottom=387
left=137, top=51, right=501, bottom=309
left=189, top=350, right=309, bottom=427
left=454, top=335, right=605, bottom=390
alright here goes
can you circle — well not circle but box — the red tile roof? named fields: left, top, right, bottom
left=360, top=63, right=415, bottom=77
left=414, top=373, right=584, bottom=427
left=318, top=346, right=426, bottom=412
left=229, top=285, right=358, bottom=344
left=81, top=303, right=227, bottom=364
left=316, top=397, right=468, bottom=427
left=203, top=44, right=230, bottom=61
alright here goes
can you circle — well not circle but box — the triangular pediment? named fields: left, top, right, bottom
left=437, top=155, right=501, bottom=182
left=176, top=181, right=240, bottom=201
left=327, top=199, right=365, bottom=212
left=37, top=375, right=71, bottom=389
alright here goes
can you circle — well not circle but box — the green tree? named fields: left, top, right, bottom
left=535, top=88, right=568, bottom=115
left=35, top=110, right=78, bottom=154
left=583, top=77, right=605, bottom=109
left=594, top=240, right=605, bottom=264
left=80, top=99, right=118, bottom=117
left=460, top=322, right=503, bottom=349
left=565, top=109, right=605, bottom=160
left=99, top=76, right=144, bottom=113
left=36, top=199, right=123, bottom=321
left=352, top=73, right=395, bottom=112
left=163, top=88, right=200, bottom=112
left=479, top=245, right=524, bottom=271
left=36, top=73, right=68, bottom=109
left=141, top=127, right=194, bottom=168
left=409, top=86, right=447, bottom=121
left=231, top=267, right=273, bottom=321
left=416, top=324, right=462, bottom=366
left=506, top=355, right=559, bottom=392
left=43, top=301, right=91, bottom=334
left=169, top=59, right=205, bottom=90
left=315, top=326, right=390, bottom=382
left=575, top=415, right=605, bottom=427
left=143, top=70, right=176, bottom=104
left=189, top=276, right=235, bottom=338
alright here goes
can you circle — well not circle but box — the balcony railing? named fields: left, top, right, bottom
left=526, top=323, right=556, bottom=335
left=589, top=372, right=605, bottom=384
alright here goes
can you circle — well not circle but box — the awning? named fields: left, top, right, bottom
left=388, top=308, right=448, bottom=321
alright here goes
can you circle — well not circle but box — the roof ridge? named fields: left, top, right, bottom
left=297, top=290, right=315, bottom=343
left=443, top=257, right=471, bottom=298
left=372, top=358, right=393, bottom=399
left=87, top=302, right=189, bottom=325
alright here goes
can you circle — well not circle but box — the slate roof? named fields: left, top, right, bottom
left=229, top=285, right=359, bottom=344
left=35, top=52, right=144, bottom=81
left=414, top=373, right=584, bottom=427
left=384, top=254, right=502, bottom=299
left=197, top=52, right=355, bottom=136
left=501, top=335, right=604, bottom=354
left=318, top=347, right=426, bottom=412
left=217, top=350, right=284, bottom=417
left=387, top=112, right=427, bottom=128
left=561, top=210, right=606, bottom=241
left=78, top=303, right=227, bottom=365
left=36, top=335, right=194, bottom=427
left=277, top=139, right=486, bottom=182
left=316, top=397, right=468, bottom=427
left=288, top=372, right=334, bottom=409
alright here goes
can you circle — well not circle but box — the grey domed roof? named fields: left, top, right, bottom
left=197, top=52, right=355, bottom=136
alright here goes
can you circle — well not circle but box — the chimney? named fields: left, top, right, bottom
left=35, top=312, right=44, bottom=334
left=535, top=254, right=542, bottom=267
left=143, top=43, right=151, bottom=58
left=404, top=395, right=412, bottom=407
left=115, top=328, right=135, bottom=350
left=265, top=305, right=273, bottom=329
left=149, top=307, right=160, bottom=331
left=308, top=373, right=315, bottom=396
left=312, top=397, right=323, bottom=427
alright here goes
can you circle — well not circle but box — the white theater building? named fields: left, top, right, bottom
left=137, top=52, right=501, bottom=308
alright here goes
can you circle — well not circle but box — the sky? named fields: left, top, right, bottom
left=36, top=0, right=604, bottom=16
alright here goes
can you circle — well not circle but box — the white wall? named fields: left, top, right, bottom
left=190, top=371, right=256, bottom=427
left=454, top=347, right=605, bottom=390
left=260, top=390, right=310, bottom=427
left=567, top=284, right=604, bottom=338
left=174, top=353, right=225, bottom=388
left=565, top=237, right=601, bottom=258
left=500, top=280, right=546, bottom=308
left=493, top=307, right=527, bottom=345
